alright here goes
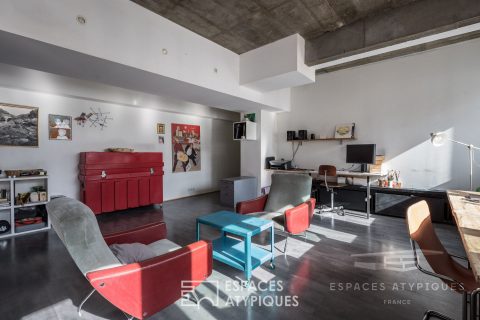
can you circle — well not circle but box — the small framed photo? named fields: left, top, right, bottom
left=157, top=123, right=165, bottom=134
left=49, top=114, right=72, bottom=140
left=158, top=135, right=165, bottom=144
left=39, top=192, right=48, bottom=202
left=334, top=123, right=355, bottom=139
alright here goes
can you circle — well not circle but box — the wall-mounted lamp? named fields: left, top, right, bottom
left=430, top=131, right=480, bottom=191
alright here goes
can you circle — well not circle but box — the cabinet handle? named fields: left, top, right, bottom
left=101, top=170, right=107, bottom=179
left=150, top=168, right=155, bottom=175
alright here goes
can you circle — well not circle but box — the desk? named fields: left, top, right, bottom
left=337, top=171, right=385, bottom=219
left=266, top=169, right=384, bottom=219
left=447, top=190, right=480, bottom=282
left=447, top=190, right=480, bottom=320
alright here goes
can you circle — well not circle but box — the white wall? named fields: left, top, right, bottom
left=0, top=0, right=291, bottom=112
left=0, top=67, right=240, bottom=201
left=240, top=110, right=278, bottom=194
left=277, top=38, right=480, bottom=190
left=260, top=110, right=277, bottom=190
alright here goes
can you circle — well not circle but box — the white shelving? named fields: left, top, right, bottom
left=233, top=121, right=257, bottom=141
left=0, top=176, right=50, bottom=239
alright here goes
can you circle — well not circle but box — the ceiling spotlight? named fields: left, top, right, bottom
left=162, top=48, right=168, bottom=55
left=76, top=15, right=86, bottom=25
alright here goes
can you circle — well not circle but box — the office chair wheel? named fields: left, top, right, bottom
left=269, top=262, right=276, bottom=270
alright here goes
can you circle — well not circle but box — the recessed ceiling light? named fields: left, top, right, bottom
left=162, top=48, right=168, bottom=55
left=76, top=15, right=86, bottom=25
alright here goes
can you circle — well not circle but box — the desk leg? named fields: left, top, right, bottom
left=366, top=176, right=371, bottom=219
left=196, top=221, right=200, bottom=241
left=245, top=236, right=252, bottom=285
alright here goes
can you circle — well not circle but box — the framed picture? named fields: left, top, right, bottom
left=157, top=123, right=165, bottom=134
left=0, top=103, right=39, bottom=147
left=171, top=123, right=201, bottom=173
left=334, top=123, right=355, bottom=139
left=48, top=114, right=72, bottom=141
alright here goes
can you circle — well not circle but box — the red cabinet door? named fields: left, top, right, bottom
left=139, top=178, right=150, bottom=206
left=150, top=176, right=163, bottom=204
left=127, top=179, right=139, bottom=208
left=84, top=181, right=101, bottom=214
left=101, top=181, right=115, bottom=213
left=115, top=180, right=127, bottom=210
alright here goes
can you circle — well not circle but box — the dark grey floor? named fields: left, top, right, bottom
left=0, top=192, right=465, bottom=320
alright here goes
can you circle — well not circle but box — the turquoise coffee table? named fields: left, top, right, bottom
left=196, top=211, right=275, bottom=283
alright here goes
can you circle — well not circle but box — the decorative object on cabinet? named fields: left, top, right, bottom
left=310, top=133, right=316, bottom=140
left=48, top=114, right=72, bottom=140
left=156, top=123, right=165, bottom=134
left=171, top=123, right=200, bottom=173
left=334, top=123, right=355, bottom=139
left=74, top=107, right=113, bottom=130
left=233, top=121, right=256, bottom=140
left=105, top=147, right=134, bottom=152
left=219, top=176, right=257, bottom=208
left=0, top=103, right=38, bottom=147
left=244, top=113, right=256, bottom=122
left=0, top=175, right=50, bottom=239
left=78, top=152, right=164, bottom=214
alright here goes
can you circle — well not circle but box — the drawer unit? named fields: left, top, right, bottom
left=219, top=176, right=257, bottom=208
left=79, top=152, right=164, bottom=214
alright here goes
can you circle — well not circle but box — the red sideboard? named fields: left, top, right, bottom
left=78, top=152, right=164, bottom=214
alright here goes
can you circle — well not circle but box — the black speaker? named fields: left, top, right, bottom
left=298, top=130, right=307, bottom=140
left=287, top=131, right=296, bottom=141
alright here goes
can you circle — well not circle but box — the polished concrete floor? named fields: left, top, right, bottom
left=0, top=192, right=465, bottom=320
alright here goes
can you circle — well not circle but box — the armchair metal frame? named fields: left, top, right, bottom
left=410, top=239, right=470, bottom=320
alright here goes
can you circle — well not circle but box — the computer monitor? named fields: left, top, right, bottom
left=346, top=144, right=376, bottom=172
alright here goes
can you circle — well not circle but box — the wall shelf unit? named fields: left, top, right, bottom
left=288, top=137, right=356, bottom=145
left=0, top=176, right=50, bottom=239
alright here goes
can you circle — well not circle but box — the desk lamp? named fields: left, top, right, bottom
left=430, top=132, right=480, bottom=191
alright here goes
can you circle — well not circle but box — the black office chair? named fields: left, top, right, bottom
left=317, top=165, right=346, bottom=216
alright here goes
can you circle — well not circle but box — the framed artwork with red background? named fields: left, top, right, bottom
left=171, top=123, right=201, bottom=173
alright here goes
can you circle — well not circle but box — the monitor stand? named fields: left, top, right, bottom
left=360, top=164, right=368, bottom=173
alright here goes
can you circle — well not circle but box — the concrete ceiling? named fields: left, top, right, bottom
left=131, top=0, right=418, bottom=54
left=132, top=0, right=480, bottom=71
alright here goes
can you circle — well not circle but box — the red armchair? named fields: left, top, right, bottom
left=89, top=223, right=212, bottom=319
left=236, top=173, right=315, bottom=255
left=46, top=197, right=212, bottom=320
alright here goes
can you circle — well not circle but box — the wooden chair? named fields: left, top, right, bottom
left=317, top=165, right=346, bottom=216
left=406, top=200, right=478, bottom=320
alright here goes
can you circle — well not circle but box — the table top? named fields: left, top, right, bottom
left=197, top=211, right=273, bottom=237
left=447, top=190, right=480, bottom=282
left=336, top=171, right=385, bottom=178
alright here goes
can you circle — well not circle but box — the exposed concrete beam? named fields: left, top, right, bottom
left=306, top=0, right=480, bottom=67
left=316, top=27, right=480, bottom=74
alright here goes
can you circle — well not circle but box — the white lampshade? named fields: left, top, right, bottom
left=430, top=131, right=447, bottom=147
